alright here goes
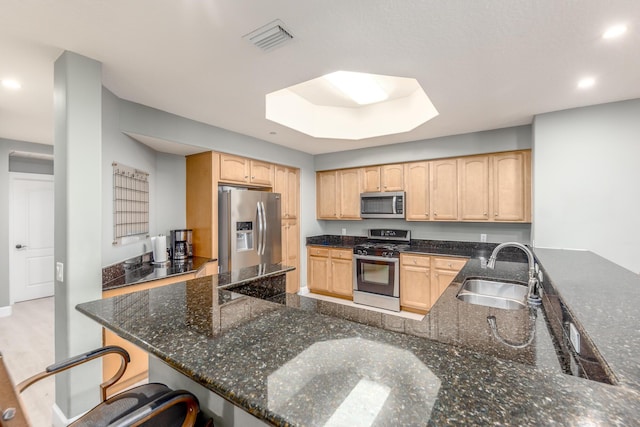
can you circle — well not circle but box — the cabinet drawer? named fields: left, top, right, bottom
left=401, top=254, right=430, bottom=267
left=432, top=256, right=467, bottom=271
left=308, top=246, right=330, bottom=257
left=330, top=249, right=352, bottom=260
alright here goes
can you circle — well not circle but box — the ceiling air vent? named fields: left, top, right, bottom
left=243, top=19, right=293, bottom=52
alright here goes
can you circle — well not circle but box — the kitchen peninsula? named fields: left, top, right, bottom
left=77, top=251, right=640, bottom=426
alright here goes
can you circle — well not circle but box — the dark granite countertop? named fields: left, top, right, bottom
left=78, top=256, right=640, bottom=425
left=102, top=256, right=215, bottom=291
left=533, top=249, right=640, bottom=391
left=306, top=234, right=528, bottom=262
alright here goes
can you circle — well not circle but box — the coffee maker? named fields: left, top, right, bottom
left=170, top=229, right=193, bottom=261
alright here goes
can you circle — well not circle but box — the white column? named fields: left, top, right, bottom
left=53, top=51, right=103, bottom=419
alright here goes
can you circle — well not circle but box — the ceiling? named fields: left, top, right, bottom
left=1, top=0, right=639, bottom=155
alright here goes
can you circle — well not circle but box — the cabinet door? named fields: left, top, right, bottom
left=361, top=167, right=381, bottom=192
left=274, top=166, right=287, bottom=218
left=219, top=153, right=249, bottom=183
left=282, top=219, right=299, bottom=293
left=286, top=168, right=299, bottom=219
left=400, top=265, right=431, bottom=312
left=459, top=156, right=490, bottom=221
left=317, top=171, right=338, bottom=219
left=250, top=160, right=274, bottom=186
left=382, top=164, right=404, bottom=191
left=308, top=252, right=330, bottom=292
left=430, top=159, right=458, bottom=220
left=493, top=151, right=529, bottom=222
left=404, top=162, right=429, bottom=221
left=431, top=269, right=458, bottom=305
left=330, top=256, right=353, bottom=297
left=338, top=168, right=361, bottom=219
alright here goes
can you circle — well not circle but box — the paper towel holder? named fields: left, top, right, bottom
left=151, top=235, right=170, bottom=265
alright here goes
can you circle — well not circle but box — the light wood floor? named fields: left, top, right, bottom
left=0, top=296, right=54, bottom=426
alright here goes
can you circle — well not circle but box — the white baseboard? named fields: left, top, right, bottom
left=52, top=403, right=84, bottom=427
left=0, top=305, right=12, bottom=317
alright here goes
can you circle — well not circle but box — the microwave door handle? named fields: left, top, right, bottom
left=392, top=196, right=397, bottom=214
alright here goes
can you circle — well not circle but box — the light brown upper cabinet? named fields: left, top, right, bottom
left=458, top=155, right=490, bottom=221
left=458, top=151, right=531, bottom=222
left=219, top=153, right=273, bottom=187
left=316, top=169, right=362, bottom=220
left=492, top=151, right=531, bottom=222
left=429, top=159, right=458, bottom=220
left=404, top=161, right=430, bottom=221
left=362, top=164, right=404, bottom=192
left=317, top=171, right=338, bottom=219
left=316, top=149, right=530, bottom=223
left=274, top=165, right=299, bottom=219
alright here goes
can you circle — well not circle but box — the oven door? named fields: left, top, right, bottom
left=353, top=254, right=399, bottom=297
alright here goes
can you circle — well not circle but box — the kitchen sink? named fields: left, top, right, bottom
left=456, top=278, right=528, bottom=310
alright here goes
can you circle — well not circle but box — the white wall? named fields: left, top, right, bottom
left=533, top=98, right=640, bottom=273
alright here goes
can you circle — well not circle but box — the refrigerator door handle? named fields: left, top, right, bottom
left=260, top=201, right=267, bottom=255
left=256, top=202, right=263, bottom=255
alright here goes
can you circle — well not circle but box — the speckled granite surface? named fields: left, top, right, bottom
left=306, top=235, right=529, bottom=262
left=102, top=256, right=214, bottom=291
left=78, top=259, right=640, bottom=426
left=533, top=249, right=640, bottom=391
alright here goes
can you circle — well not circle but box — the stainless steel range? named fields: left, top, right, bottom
left=353, top=229, right=410, bottom=312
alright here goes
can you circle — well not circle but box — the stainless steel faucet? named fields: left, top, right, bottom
left=487, top=242, right=541, bottom=305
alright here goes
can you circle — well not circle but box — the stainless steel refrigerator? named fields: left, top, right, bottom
left=218, top=189, right=282, bottom=273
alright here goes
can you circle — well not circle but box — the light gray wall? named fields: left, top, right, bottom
left=320, top=220, right=531, bottom=244
left=314, top=125, right=532, bottom=171
left=9, top=156, right=54, bottom=174
left=102, top=88, right=183, bottom=266
left=117, top=98, right=321, bottom=281
left=156, top=152, right=186, bottom=237
left=533, top=98, right=640, bottom=273
left=313, top=125, right=533, bottom=247
left=0, top=139, right=53, bottom=308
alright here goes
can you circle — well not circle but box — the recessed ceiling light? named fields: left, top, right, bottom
left=577, top=77, right=595, bottom=89
left=602, top=24, right=627, bottom=39
left=2, top=79, right=21, bottom=90
left=323, top=71, right=388, bottom=105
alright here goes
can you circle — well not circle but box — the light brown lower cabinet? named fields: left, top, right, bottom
left=307, top=246, right=353, bottom=299
left=400, top=254, right=467, bottom=314
left=101, top=263, right=216, bottom=396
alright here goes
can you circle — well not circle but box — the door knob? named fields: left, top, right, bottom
left=15, top=244, right=27, bottom=249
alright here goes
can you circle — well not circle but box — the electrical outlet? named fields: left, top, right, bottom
left=480, top=234, right=487, bottom=242
left=569, top=322, right=581, bottom=354
left=56, top=262, right=64, bottom=282
left=341, top=228, right=347, bottom=236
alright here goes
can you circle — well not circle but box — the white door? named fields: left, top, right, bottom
left=9, top=173, right=54, bottom=303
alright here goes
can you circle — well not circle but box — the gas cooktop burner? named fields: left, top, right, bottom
left=353, top=229, right=412, bottom=258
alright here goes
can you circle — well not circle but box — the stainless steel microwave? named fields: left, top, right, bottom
left=360, top=192, right=405, bottom=219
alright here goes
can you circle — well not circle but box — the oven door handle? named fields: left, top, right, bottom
left=354, top=254, right=400, bottom=263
